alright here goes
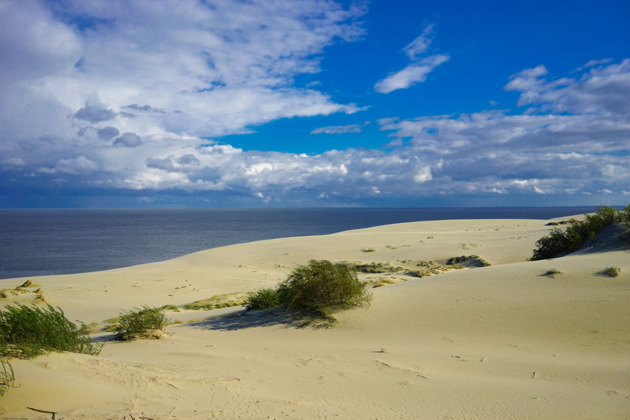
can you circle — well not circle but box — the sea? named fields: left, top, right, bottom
left=0, top=207, right=596, bottom=280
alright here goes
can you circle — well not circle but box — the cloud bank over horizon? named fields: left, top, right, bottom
left=0, top=0, right=628, bottom=208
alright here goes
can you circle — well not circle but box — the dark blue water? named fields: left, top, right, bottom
left=0, top=207, right=595, bottom=279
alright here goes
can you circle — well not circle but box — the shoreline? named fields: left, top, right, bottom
left=1, top=217, right=629, bottom=418
left=0, top=206, right=599, bottom=280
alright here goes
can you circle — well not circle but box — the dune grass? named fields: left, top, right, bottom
left=0, top=304, right=101, bottom=359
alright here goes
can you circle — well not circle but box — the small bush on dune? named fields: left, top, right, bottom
left=246, top=260, right=372, bottom=325
left=277, top=260, right=372, bottom=322
left=0, top=304, right=101, bottom=359
left=115, top=306, right=168, bottom=340
left=600, top=267, right=621, bottom=278
left=245, top=288, right=280, bottom=311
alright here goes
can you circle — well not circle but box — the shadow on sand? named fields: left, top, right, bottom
left=182, top=307, right=308, bottom=331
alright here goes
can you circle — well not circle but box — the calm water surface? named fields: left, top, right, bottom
left=0, top=207, right=595, bottom=279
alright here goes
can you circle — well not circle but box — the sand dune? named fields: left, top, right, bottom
left=1, top=218, right=629, bottom=419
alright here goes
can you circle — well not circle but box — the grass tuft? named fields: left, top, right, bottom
left=0, top=304, right=101, bottom=359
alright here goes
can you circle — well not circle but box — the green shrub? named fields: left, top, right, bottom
left=530, top=205, right=628, bottom=260
left=115, top=306, right=168, bottom=340
left=0, top=304, right=101, bottom=359
left=245, top=288, right=280, bottom=311
left=277, top=260, right=372, bottom=321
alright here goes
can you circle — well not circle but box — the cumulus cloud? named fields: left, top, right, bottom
left=505, top=59, right=630, bottom=117
left=0, top=0, right=364, bottom=144
left=375, top=60, right=630, bottom=200
left=374, top=24, right=449, bottom=94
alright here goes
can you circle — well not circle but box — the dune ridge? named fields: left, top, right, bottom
left=1, top=218, right=629, bottom=419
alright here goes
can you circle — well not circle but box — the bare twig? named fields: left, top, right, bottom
left=27, top=407, right=57, bottom=419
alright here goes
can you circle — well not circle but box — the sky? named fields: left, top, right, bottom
left=0, top=0, right=629, bottom=208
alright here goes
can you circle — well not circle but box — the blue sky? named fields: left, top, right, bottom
left=1, top=0, right=629, bottom=208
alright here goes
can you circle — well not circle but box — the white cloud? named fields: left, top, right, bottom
left=375, top=55, right=449, bottom=94
left=374, top=60, right=630, bottom=200
left=311, top=122, right=368, bottom=134
left=505, top=59, right=630, bottom=117
left=573, top=58, right=613, bottom=72
left=1, top=1, right=628, bottom=207
left=403, top=24, right=435, bottom=59
left=374, top=24, right=449, bottom=94
left=0, top=0, right=364, bottom=144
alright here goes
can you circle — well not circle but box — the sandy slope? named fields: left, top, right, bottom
left=1, top=218, right=629, bottom=419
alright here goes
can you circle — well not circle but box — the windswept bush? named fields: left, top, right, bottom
left=115, top=306, right=168, bottom=340
left=277, top=260, right=372, bottom=321
left=530, top=205, right=628, bottom=260
left=0, top=304, right=101, bottom=359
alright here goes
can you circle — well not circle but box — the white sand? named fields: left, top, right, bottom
left=1, top=218, right=629, bottom=419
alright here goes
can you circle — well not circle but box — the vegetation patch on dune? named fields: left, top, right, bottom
left=0, top=280, right=47, bottom=304
left=349, top=261, right=405, bottom=274
left=599, top=267, right=621, bottom=278
left=446, top=255, right=491, bottom=267
left=182, top=292, right=247, bottom=310
left=530, top=205, right=630, bottom=261
left=114, top=305, right=169, bottom=341
left=363, top=278, right=395, bottom=288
